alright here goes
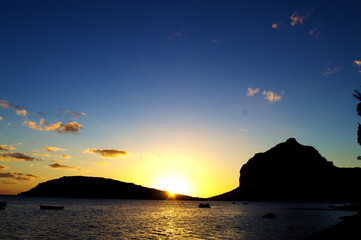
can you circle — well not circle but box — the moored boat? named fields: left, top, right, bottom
left=198, top=203, right=211, bottom=208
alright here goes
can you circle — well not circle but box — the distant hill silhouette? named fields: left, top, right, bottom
left=212, top=138, right=361, bottom=201
left=19, top=176, right=199, bottom=200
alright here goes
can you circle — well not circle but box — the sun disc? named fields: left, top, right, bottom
left=155, top=176, right=190, bottom=196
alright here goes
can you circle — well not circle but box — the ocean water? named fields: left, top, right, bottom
left=0, top=196, right=354, bottom=240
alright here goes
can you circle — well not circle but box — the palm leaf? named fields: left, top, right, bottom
left=354, top=89, right=361, bottom=101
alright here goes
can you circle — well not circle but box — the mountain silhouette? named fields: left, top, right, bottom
left=19, top=176, right=198, bottom=200
left=212, top=138, right=361, bottom=201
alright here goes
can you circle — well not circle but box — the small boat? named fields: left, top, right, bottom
left=199, top=203, right=211, bottom=208
left=0, top=202, right=7, bottom=207
left=40, top=205, right=64, bottom=210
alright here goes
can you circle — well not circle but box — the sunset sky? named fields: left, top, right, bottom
left=1, top=0, right=361, bottom=197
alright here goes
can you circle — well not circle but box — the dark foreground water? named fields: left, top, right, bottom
left=0, top=196, right=354, bottom=240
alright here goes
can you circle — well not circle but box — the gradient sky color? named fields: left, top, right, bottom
left=1, top=0, right=361, bottom=197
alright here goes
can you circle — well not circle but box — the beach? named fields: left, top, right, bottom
left=305, top=204, right=361, bottom=240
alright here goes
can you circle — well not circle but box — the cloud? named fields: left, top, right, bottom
left=0, top=100, right=10, bottom=109
left=169, top=29, right=186, bottom=40
left=0, top=152, right=37, bottom=161
left=262, top=90, right=283, bottom=102
left=239, top=128, right=248, bottom=133
left=60, top=154, right=72, bottom=159
left=322, top=63, right=341, bottom=77
left=309, top=27, right=320, bottom=38
left=290, top=10, right=312, bottom=26
left=0, top=172, right=39, bottom=181
left=44, top=146, right=67, bottom=152
left=33, top=153, right=50, bottom=157
left=48, top=162, right=81, bottom=170
left=83, top=148, right=127, bottom=158
left=58, top=121, right=83, bottom=133
left=15, top=109, right=27, bottom=117
left=0, top=116, right=3, bottom=120
left=0, top=180, right=15, bottom=184
left=62, top=110, right=86, bottom=118
left=354, top=60, right=361, bottom=67
left=0, top=164, right=9, bottom=171
left=271, top=23, right=279, bottom=29
left=0, top=144, right=16, bottom=151
left=247, top=87, right=260, bottom=96
left=23, top=119, right=83, bottom=134
left=0, top=100, right=27, bottom=116
left=94, top=161, right=108, bottom=166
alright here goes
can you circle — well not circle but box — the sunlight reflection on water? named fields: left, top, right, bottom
left=0, top=196, right=354, bottom=240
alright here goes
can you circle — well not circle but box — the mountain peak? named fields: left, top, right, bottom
left=285, top=138, right=298, bottom=144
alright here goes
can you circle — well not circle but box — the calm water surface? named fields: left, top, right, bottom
left=0, top=196, right=354, bottom=239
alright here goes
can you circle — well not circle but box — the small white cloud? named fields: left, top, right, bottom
left=309, top=27, right=320, bottom=38
left=168, top=29, right=186, bottom=40
left=290, top=10, right=312, bottom=27
left=262, top=90, right=283, bottom=102
left=44, top=146, right=67, bottom=152
left=239, top=128, right=248, bottom=133
left=322, top=63, right=341, bottom=77
left=15, top=109, right=27, bottom=117
left=94, top=161, right=108, bottom=166
left=247, top=87, right=260, bottom=96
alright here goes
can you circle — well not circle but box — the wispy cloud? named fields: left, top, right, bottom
left=247, top=87, right=260, bottom=96
left=0, top=164, right=9, bottom=171
left=322, top=63, right=341, bottom=77
left=44, top=146, right=67, bottom=152
left=0, top=172, right=39, bottom=181
left=0, top=180, right=15, bottom=184
left=0, top=100, right=28, bottom=117
left=0, top=100, right=10, bottom=109
left=83, top=148, right=127, bottom=158
left=62, top=110, right=86, bottom=118
left=309, top=27, right=320, bottom=38
left=262, top=90, right=283, bottom=102
left=94, top=161, right=108, bottom=166
left=23, top=119, right=83, bottom=134
left=33, top=153, right=50, bottom=157
left=0, top=152, right=37, bottom=162
left=48, top=162, right=81, bottom=170
left=290, top=10, right=312, bottom=27
left=239, top=128, right=248, bottom=134
left=60, top=154, right=72, bottom=159
left=169, top=29, right=186, bottom=40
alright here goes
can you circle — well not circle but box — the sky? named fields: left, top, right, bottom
left=1, top=0, right=361, bottom=197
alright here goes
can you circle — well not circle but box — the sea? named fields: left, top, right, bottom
left=0, top=196, right=355, bottom=240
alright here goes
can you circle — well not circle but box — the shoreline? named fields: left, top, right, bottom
left=304, top=204, right=361, bottom=240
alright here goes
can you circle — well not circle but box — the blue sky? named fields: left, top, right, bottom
left=1, top=0, right=361, bottom=197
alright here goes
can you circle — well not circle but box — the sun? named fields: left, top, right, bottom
left=155, top=176, right=191, bottom=196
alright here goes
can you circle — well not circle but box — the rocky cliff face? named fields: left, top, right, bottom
left=212, top=138, right=361, bottom=201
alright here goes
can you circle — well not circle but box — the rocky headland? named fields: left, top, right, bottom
left=19, top=176, right=199, bottom=200
left=212, top=138, right=361, bottom=201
